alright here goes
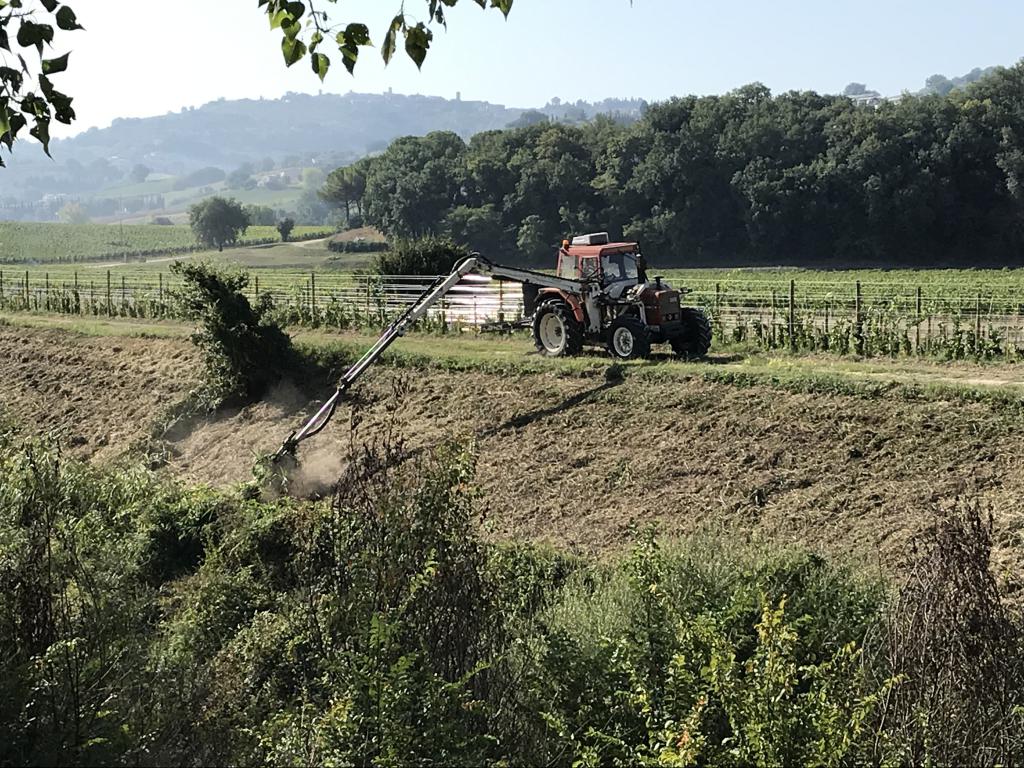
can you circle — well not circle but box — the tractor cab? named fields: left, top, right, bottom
left=558, top=232, right=647, bottom=297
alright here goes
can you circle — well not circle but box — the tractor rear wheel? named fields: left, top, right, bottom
left=533, top=300, right=584, bottom=357
left=670, top=308, right=712, bottom=358
left=606, top=316, right=652, bottom=360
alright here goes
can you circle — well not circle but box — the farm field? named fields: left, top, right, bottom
left=2, top=318, right=1024, bottom=582
left=0, top=222, right=333, bottom=264
left=8, top=260, right=1024, bottom=359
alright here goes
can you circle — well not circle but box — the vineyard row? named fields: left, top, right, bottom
left=1, top=270, right=1021, bottom=360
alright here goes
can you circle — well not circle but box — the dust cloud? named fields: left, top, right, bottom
left=287, top=443, right=346, bottom=498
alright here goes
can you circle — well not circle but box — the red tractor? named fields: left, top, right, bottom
left=521, top=232, right=712, bottom=360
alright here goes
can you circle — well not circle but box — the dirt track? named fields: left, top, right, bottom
left=2, top=326, right=1023, bottom=585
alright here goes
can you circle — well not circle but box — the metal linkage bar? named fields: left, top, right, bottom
left=273, top=257, right=484, bottom=459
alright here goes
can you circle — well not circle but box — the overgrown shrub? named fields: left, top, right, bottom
left=1, top=414, right=1023, bottom=766
left=0, top=429, right=242, bottom=766
left=870, top=500, right=1024, bottom=766
left=170, top=261, right=299, bottom=406
left=372, top=235, right=469, bottom=275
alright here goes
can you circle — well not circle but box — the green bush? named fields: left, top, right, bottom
left=170, top=261, right=299, bottom=407
left=372, top=235, right=469, bottom=275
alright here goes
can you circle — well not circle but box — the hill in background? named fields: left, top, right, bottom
left=0, top=91, right=646, bottom=220
left=0, top=63, right=1004, bottom=223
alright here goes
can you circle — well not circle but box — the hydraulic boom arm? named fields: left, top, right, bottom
left=273, top=254, right=581, bottom=460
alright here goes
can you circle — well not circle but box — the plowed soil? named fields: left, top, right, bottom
left=2, top=326, right=1023, bottom=585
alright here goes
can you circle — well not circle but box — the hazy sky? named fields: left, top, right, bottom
left=36, top=0, right=1024, bottom=139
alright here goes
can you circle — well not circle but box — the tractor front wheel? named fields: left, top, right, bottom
left=533, top=300, right=584, bottom=357
left=670, top=308, right=712, bottom=358
left=606, top=316, right=652, bottom=360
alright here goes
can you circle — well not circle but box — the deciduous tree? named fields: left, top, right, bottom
left=189, top=196, right=250, bottom=252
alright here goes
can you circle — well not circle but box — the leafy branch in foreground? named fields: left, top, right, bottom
left=0, top=0, right=82, bottom=165
left=259, top=0, right=513, bottom=80
left=1, top=0, right=513, bottom=164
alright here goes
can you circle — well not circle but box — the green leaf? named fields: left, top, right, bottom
left=336, top=23, right=371, bottom=75
left=281, top=35, right=306, bottom=67
left=0, top=27, right=9, bottom=52
left=404, top=23, right=432, bottom=70
left=492, top=0, right=513, bottom=16
left=269, top=8, right=290, bottom=29
left=55, top=6, right=83, bottom=31
left=40, top=0, right=58, bottom=11
left=280, top=17, right=301, bottom=39
left=42, top=52, right=69, bottom=75
left=30, top=117, right=51, bottom=156
left=17, top=21, right=55, bottom=55
left=37, top=73, right=73, bottom=122
left=381, top=15, right=403, bottom=65
left=344, top=22, right=370, bottom=46
left=311, top=52, right=329, bottom=82
left=0, top=66, right=24, bottom=92
left=0, top=104, right=10, bottom=140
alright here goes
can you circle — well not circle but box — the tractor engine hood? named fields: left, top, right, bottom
left=626, top=282, right=683, bottom=326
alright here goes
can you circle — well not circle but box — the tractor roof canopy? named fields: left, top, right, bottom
left=563, top=242, right=639, bottom=258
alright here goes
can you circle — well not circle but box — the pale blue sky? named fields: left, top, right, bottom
left=47, top=0, right=1024, bottom=138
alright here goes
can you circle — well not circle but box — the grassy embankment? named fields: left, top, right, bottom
left=4, top=310, right=1024, bottom=406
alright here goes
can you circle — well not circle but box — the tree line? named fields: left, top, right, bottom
left=322, top=62, right=1024, bottom=267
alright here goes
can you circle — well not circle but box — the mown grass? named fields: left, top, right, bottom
left=6, top=310, right=1024, bottom=410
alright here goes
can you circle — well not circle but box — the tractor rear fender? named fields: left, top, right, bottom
left=537, top=287, right=585, bottom=324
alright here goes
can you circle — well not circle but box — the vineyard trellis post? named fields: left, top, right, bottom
left=498, top=278, right=505, bottom=323
left=254, top=275, right=259, bottom=298
left=24, top=270, right=28, bottom=308
left=915, top=286, right=922, bottom=355
left=855, top=281, right=863, bottom=355
left=0, top=270, right=4, bottom=310
left=121, top=275, right=127, bottom=314
left=44, top=272, right=49, bottom=312
left=73, top=272, right=79, bottom=315
left=788, top=279, right=796, bottom=352
left=311, top=272, right=317, bottom=318
left=975, top=292, right=982, bottom=351
left=158, top=273, right=163, bottom=312
left=770, top=289, right=777, bottom=347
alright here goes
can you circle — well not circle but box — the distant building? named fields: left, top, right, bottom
left=850, top=93, right=885, bottom=108
left=849, top=92, right=905, bottom=109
